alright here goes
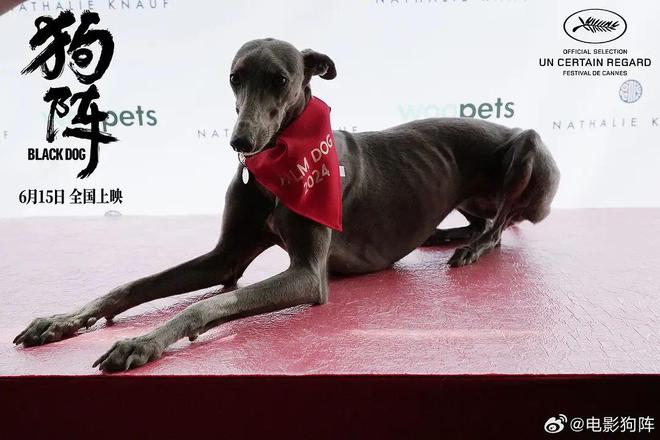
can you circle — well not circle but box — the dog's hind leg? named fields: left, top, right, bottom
left=447, top=130, right=541, bottom=267
left=421, top=211, right=488, bottom=246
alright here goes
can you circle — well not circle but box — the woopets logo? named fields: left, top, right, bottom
left=399, top=98, right=515, bottom=121
left=563, top=9, right=627, bottom=44
left=102, top=106, right=158, bottom=132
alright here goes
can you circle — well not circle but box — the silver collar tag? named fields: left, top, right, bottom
left=238, top=153, right=249, bottom=184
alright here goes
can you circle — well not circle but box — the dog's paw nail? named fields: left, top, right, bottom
left=38, top=332, right=51, bottom=345
left=85, top=317, right=97, bottom=328
left=188, top=332, right=199, bottom=342
left=94, top=337, right=161, bottom=373
left=448, top=247, right=476, bottom=267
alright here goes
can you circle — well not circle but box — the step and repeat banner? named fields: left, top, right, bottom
left=0, top=0, right=658, bottom=217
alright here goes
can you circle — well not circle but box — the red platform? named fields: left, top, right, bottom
left=2, top=208, right=659, bottom=376
left=1, top=209, right=659, bottom=438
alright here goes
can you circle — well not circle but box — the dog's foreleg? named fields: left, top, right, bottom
left=93, top=264, right=326, bottom=371
left=13, top=241, right=266, bottom=347
left=14, top=177, right=277, bottom=347
left=94, top=214, right=331, bottom=372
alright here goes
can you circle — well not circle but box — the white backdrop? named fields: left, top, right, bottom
left=1, top=0, right=658, bottom=217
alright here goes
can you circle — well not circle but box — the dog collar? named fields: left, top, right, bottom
left=242, top=97, right=343, bottom=231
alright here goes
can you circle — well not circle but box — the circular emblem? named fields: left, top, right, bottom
left=619, top=79, right=642, bottom=103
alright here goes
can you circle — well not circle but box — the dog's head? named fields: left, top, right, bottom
left=228, top=38, right=336, bottom=155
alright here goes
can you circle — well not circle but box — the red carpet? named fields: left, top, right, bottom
left=1, top=209, right=658, bottom=437
left=2, top=208, right=659, bottom=375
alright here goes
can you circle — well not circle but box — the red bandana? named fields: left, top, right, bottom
left=243, top=97, right=342, bottom=231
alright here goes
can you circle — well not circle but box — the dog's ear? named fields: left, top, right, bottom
left=302, top=49, right=336, bottom=80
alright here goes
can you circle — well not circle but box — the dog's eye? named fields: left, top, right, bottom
left=275, top=75, right=287, bottom=87
left=230, top=73, right=241, bottom=85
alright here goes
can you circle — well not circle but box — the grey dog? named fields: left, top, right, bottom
left=14, top=39, right=560, bottom=371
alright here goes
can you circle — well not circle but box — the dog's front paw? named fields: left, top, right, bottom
left=93, top=336, right=163, bottom=372
left=448, top=246, right=479, bottom=267
left=13, top=314, right=95, bottom=347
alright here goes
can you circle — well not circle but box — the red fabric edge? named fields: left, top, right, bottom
left=2, top=374, right=658, bottom=439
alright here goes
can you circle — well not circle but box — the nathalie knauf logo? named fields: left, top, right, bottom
left=12, top=1, right=170, bottom=13
left=563, top=9, right=627, bottom=44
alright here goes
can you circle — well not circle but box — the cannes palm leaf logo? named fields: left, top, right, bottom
left=563, top=9, right=627, bottom=44
left=572, top=16, right=620, bottom=34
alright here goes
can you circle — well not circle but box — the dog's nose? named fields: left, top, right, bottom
left=230, top=135, right=253, bottom=153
